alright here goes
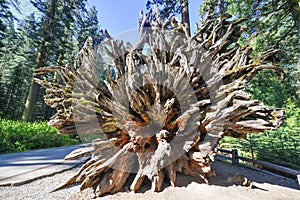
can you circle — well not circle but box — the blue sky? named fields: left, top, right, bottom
left=88, top=0, right=204, bottom=35
left=13, top=0, right=203, bottom=35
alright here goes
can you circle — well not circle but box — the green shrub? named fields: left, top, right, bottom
left=0, top=120, right=80, bottom=153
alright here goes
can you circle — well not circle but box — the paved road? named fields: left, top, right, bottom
left=0, top=145, right=88, bottom=186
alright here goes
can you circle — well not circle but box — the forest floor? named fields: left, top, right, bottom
left=0, top=160, right=299, bottom=200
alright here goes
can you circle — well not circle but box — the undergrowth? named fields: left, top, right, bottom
left=0, top=119, right=80, bottom=153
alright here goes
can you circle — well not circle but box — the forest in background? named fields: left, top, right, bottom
left=0, top=0, right=103, bottom=121
left=0, top=0, right=299, bottom=170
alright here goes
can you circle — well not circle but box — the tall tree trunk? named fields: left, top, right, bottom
left=22, top=80, right=40, bottom=121
left=180, top=0, right=190, bottom=36
left=3, top=85, right=14, bottom=117
left=3, top=71, right=21, bottom=118
left=289, top=0, right=300, bottom=32
left=22, top=0, right=57, bottom=121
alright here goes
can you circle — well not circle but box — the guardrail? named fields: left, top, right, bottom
left=216, top=148, right=300, bottom=186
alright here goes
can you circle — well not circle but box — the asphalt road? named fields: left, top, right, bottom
left=0, top=145, right=87, bottom=186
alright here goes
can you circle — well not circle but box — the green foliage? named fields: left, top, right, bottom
left=0, top=0, right=17, bottom=49
left=219, top=99, right=300, bottom=170
left=199, top=0, right=227, bottom=16
left=245, top=69, right=298, bottom=107
left=21, top=0, right=104, bottom=121
left=200, top=0, right=300, bottom=106
left=227, top=0, right=300, bottom=106
left=146, top=0, right=181, bottom=19
left=0, top=119, right=79, bottom=153
left=201, top=0, right=300, bottom=170
left=76, top=6, right=103, bottom=48
left=0, top=0, right=104, bottom=121
left=0, top=10, right=33, bottom=119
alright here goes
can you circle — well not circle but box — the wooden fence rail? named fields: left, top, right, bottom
left=216, top=148, right=300, bottom=186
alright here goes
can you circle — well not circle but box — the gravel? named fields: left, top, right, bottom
left=0, top=166, right=81, bottom=200
left=0, top=161, right=299, bottom=200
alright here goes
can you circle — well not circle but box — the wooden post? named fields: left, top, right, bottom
left=232, top=149, right=239, bottom=165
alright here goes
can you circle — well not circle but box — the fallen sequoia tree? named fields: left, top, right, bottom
left=34, top=10, right=285, bottom=197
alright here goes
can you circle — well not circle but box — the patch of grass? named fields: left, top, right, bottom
left=0, top=119, right=80, bottom=153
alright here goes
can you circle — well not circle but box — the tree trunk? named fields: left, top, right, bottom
left=289, top=0, right=300, bottom=31
left=22, top=80, right=40, bottom=121
left=3, top=85, right=14, bottom=117
left=180, top=0, right=191, bottom=36
left=22, top=0, right=57, bottom=121
left=35, top=11, right=285, bottom=197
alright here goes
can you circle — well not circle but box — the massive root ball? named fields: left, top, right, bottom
left=35, top=11, right=285, bottom=197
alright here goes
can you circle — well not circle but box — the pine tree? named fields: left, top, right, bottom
left=0, top=0, right=12, bottom=49
left=0, top=0, right=104, bottom=120
left=22, top=0, right=90, bottom=121
left=77, top=6, right=103, bottom=48
left=0, top=2, right=27, bottom=119
left=22, top=0, right=58, bottom=121
left=146, top=0, right=191, bottom=35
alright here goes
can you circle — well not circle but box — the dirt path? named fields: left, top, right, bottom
left=74, top=161, right=300, bottom=200
left=0, top=161, right=299, bottom=200
left=94, top=182, right=299, bottom=200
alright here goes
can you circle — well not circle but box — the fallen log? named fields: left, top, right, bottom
left=36, top=9, right=284, bottom=197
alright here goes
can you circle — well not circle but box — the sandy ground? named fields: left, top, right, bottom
left=0, top=161, right=299, bottom=200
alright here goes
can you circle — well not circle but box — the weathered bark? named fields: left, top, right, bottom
left=35, top=10, right=284, bottom=197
